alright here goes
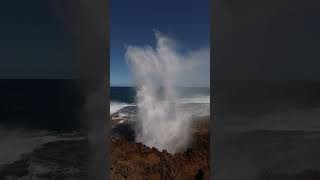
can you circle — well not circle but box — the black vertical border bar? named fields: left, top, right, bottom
left=105, top=0, right=110, bottom=179
left=210, top=0, right=214, bottom=177
left=101, top=0, right=110, bottom=179
left=48, top=0, right=110, bottom=179
left=211, top=0, right=221, bottom=178
left=88, top=0, right=109, bottom=179
left=210, top=0, right=214, bottom=178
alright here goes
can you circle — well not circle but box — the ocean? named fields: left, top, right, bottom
left=110, top=86, right=210, bottom=120
left=6, top=80, right=320, bottom=179
left=0, top=79, right=87, bottom=179
left=0, top=79, right=83, bottom=131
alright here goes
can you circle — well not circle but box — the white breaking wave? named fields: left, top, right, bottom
left=110, top=95, right=210, bottom=119
left=0, top=127, right=84, bottom=166
left=110, top=101, right=135, bottom=115
left=182, top=103, right=210, bottom=117
left=178, top=95, right=210, bottom=104
left=179, top=95, right=210, bottom=117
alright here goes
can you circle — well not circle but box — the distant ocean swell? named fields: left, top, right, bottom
left=110, top=95, right=210, bottom=118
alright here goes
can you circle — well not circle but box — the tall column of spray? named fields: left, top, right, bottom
left=125, top=31, right=192, bottom=153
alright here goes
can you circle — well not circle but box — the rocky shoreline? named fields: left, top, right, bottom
left=2, top=116, right=320, bottom=180
left=110, top=116, right=210, bottom=180
left=0, top=116, right=210, bottom=180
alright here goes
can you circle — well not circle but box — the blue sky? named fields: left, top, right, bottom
left=0, top=1, right=209, bottom=80
left=111, top=0, right=210, bottom=86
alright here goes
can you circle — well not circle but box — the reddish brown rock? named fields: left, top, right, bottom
left=110, top=116, right=210, bottom=180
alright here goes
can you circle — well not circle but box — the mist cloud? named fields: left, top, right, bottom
left=125, top=31, right=209, bottom=153
left=126, top=30, right=210, bottom=87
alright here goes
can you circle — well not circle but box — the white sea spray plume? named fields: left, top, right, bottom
left=125, top=30, right=209, bottom=153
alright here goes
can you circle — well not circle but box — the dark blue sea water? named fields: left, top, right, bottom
left=0, top=79, right=85, bottom=166
left=110, top=87, right=136, bottom=103
left=0, top=79, right=83, bottom=131
left=110, top=86, right=210, bottom=103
